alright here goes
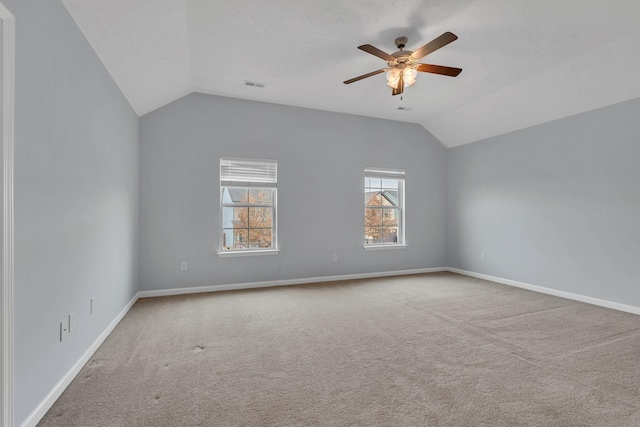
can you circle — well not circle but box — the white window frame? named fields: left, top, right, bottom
left=0, top=4, right=16, bottom=425
left=217, top=157, right=279, bottom=257
left=364, top=167, right=407, bottom=250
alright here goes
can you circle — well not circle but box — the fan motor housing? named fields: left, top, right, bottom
left=391, top=50, right=414, bottom=59
left=390, top=36, right=415, bottom=66
left=389, top=50, right=416, bottom=68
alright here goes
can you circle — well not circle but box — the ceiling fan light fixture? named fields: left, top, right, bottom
left=386, top=68, right=401, bottom=87
left=386, top=67, right=417, bottom=88
left=344, top=33, right=461, bottom=95
left=403, top=68, right=417, bottom=86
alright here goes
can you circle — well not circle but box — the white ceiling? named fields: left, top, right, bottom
left=61, top=0, right=640, bottom=148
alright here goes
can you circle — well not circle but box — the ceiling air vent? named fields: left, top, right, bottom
left=396, top=106, right=414, bottom=111
left=244, top=80, right=266, bottom=88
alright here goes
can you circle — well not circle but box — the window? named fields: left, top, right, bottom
left=364, top=167, right=405, bottom=246
left=220, top=157, right=277, bottom=253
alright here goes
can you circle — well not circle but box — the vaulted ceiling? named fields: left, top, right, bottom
left=61, top=0, right=640, bottom=148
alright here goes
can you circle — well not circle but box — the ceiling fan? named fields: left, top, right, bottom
left=343, top=32, right=462, bottom=96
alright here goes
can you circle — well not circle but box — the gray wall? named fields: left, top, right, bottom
left=447, top=97, right=640, bottom=307
left=6, top=0, right=139, bottom=424
left=139, top=93, right=447, bottom=291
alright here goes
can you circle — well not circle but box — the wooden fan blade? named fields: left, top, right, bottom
left=392, top=73, right=404, bottom=96
left=343, top=69, right=387, bottom=84
left=410, top=32, right=458, bottom=60
left=416, top=64, right=462, bottom=77
left=358, top=44, right=395, bottom=62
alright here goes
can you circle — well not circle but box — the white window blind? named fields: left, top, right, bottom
left=220, top=157, right=277, bottom=187
left=365, top=167, right=405, bottom=180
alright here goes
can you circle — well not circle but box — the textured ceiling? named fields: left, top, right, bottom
left=61, top=0, right=640, bottom=148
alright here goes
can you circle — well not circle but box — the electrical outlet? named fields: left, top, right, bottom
left=60, top=317, right=69, bottom=342
left=69, top=312, right=76, bottom=332
left=332, top=254, right=337, bottom=262
left=481, top=252, right=486, bottom=261
left=181, top=261, right=188, bottom=271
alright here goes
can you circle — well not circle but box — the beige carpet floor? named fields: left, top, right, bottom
left=40, top=272, right=640, bottom=426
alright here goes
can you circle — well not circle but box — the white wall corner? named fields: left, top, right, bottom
left=418, top=122, right=451, bottom=149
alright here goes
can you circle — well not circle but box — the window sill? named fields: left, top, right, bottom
left=217, top=249, right=280, bottom=258
left=364, top=244, right=408, bottom=251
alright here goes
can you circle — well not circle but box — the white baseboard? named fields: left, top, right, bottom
left=446, top=267, right=640, bottom=316
left=138, top=267, right=447, bottom=298
left=20, top=293, right=140, bottom=427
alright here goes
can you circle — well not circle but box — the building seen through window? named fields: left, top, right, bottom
left=364, top=168, right=405, bottom=246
